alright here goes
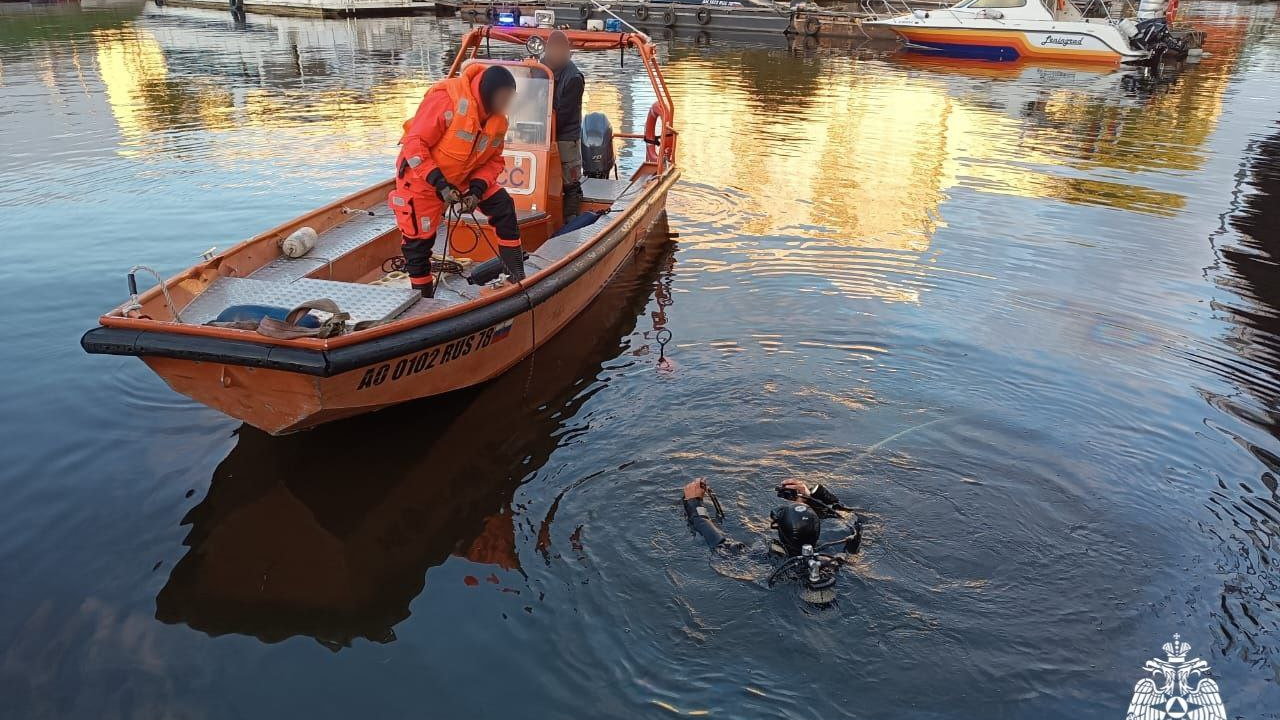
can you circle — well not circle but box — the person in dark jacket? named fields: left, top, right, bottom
left=542, top=30, right=585, bottom=221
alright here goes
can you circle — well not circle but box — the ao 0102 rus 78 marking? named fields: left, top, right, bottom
left=355, top=320, right=512, bottom=391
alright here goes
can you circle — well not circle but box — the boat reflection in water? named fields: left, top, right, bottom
left=155, top=225, right=676, bottom=649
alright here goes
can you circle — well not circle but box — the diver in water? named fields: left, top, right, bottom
left=681, top=479, right=863, bottom=602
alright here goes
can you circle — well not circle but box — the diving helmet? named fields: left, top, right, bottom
left=771, top=503, right=821, bottom=555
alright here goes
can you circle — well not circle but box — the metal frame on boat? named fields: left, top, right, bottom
left=82, top=26, right=680, bottom=435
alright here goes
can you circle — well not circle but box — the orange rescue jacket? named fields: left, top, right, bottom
left=397, top=63, right=510, bottom=191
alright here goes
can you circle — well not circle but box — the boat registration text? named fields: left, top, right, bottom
left=355, top=320, right=514, bottom=390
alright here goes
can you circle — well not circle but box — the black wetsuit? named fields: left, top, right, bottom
left=682, top=485, right=862, bottom=557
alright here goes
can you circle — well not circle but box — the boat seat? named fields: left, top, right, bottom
left=249, top=204, right=397, bottom=284
left=182, top=276, right=420, bottom=326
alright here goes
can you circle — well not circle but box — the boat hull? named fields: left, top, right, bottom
left=882, top=24, right=1139, bottom=64
left=105, top=170, right=677, bottom=434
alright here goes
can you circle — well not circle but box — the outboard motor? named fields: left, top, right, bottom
left=580, top=112, right=616, bottom=180
left=1127, top=17, right=1188, bottom=60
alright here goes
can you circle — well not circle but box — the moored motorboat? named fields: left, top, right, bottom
left=81, top=26, right=679, bottom=435
left=867, top=0, right=1190, bottom=65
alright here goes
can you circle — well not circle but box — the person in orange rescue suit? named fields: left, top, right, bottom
left=390, top=64, right=524, bottom=298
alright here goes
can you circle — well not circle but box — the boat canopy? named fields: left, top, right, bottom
left=944, top=0, right=1086, bottom=21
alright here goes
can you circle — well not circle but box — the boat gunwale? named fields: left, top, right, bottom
left=81, top=168, right=681, bottom=377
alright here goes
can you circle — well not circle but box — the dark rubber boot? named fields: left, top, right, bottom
left=498, top=244, right=526, bottom=282
left=411, top=276, right=435, bottom=298
left=563, top=181, right=583, bottom=221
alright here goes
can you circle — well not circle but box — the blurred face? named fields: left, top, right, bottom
left=543, top=41, right=570, bottom=70
left=489, top=86, right=516, bottom=116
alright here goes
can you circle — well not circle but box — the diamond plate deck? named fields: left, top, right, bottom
left=397, top=275, right=483, bottom=318
left=249, top=209, right=397, bottom=283
left=182, top=277, right=419, bottom=326
left=581, top=178, right=634, bottom=203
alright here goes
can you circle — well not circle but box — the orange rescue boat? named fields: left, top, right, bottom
left=81, top=27, right=679, bottom=435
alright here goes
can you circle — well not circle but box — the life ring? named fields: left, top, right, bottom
left=635, top=3, right=649, bottom=19
left=662, top=7, right=677, bottom=26
left=803, top=16, right=820, bottom=36
left=695, top=6, right=712, bottom=24
left=643, top=101, right=671, bottom=164
left=578, top=2, right=590, bottom=19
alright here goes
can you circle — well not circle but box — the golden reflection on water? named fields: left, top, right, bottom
left=667, top=59, right=949, bottom=250
left=87, top=12, right=1241, bottom=216
left=94, top=28, right=179, bottom=142
left=80, top=7, right=1247, bottom=302
left=666, top=47, right=1240, bottom=244
left=92, top=23, right=427, bottom=159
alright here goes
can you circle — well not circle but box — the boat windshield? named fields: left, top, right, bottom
left=503, top=65, right=552, bottom=149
